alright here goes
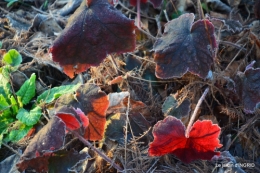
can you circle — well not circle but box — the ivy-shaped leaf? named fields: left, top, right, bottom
left=0, top=94, right=12, bottom=117
left=153, top=13, right=217, bottom=79
left=16, top=73, right=36, bottom=105
left=50, top=0, right=136, bottom=78
left=2, top=49, right=22, bottom=67
left=149, top=116, right=222, bottom=163
left=36, top=84, right=80, bottom=104
left=16, top=106, right=42, bottom=126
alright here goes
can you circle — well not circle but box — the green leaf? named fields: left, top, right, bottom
left=16, top=73, right=36, bottom=105
left=0, top=73, right=11, bottom=97
left=0, top=94, right=12, bottom=117
left=2, top=49, right=22, bottom=67
left=4, top=122, right=32, bottom=142
left=9, top=95, right=18, bottom=114
left=37, top=84, right=81, bottom=104
left=16, top=106, right=41, bottom=126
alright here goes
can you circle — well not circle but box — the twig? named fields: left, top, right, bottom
left=1, top=142, right=22, bottom=157
left=185, top=87, right=209, bottom=138
left=219, top=40, right=247, bottom=52
left=71, top=130, right=123, bottom=172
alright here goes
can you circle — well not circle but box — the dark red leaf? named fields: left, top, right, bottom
left=50, top=0, right=135, bottom=78
left=154, top=13, right=217, bottom=79
left=234, top=62, right=260, bottom=113
left=148, top=116, right=222, bottom=163
left=55, top=84, right=109, bottom=141
left=17, top=117, right=66, bottom=172
left=130, top=0, right=147, bottom=6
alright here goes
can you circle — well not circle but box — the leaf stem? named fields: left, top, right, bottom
left=185, top=87, right=209, bottom=138
left=71, top=130, right=123, bottom=172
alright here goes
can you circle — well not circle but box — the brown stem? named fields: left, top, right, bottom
left=71, top=131, right=123, bottom=172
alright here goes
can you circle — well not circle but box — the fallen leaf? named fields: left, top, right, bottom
left=55, top=84, right=109, bottom=141
left=17, top=117, right=66, bottom=172
left=154, top=13, right=217, bottom=79
left=50, top=0, right=135, bottom=78
left=148, top=116, right=222, bottom=163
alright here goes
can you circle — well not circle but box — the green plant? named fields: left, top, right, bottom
left=0, top=49, right=80, bottom=146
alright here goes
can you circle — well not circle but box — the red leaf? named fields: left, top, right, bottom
left=56, top=113, right=81, bottom=130
left=154, top=13, right=217, bottom=79
left=75, top=108, right=89, bottom=128
left=50, top=0, right=135, bottom=78
left=148, top=116, right=222, bottom=163
left=130, top=0, right=147, bottom=6
left=55, top=84, right=109, bottom=141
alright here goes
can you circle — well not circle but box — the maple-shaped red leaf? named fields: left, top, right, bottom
left=56, top=107, right=89, bottom=131
left=49, top=0, right=135, bottom=78
left=17, top=117, right=66, bottom=172
left=234, top=62, right=260, bottom=113
left=55, top=83, right=109, bottom=141
left=148, top=116, right=222, bottom=164
left=154, top=13, right=217, bottom=79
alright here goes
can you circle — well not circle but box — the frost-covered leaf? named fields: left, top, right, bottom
left=148, top=116, right=222, bottom=163
left=2, top=49, right=22, bottom=67
left=36, top=84, right=80, bottom=104
left=162, top=94, right=190, bottom=118
left=16, top=106, right=42, bottom=126
left=0, top=154, right=20, bottom=173
left=17, top=117, right=66, bottom=172
left=50, top=0, right=135, bottom=78
left=56, top=107, right=89, bottom=131
left=55, top=84, right=109, bottom=141
left=48, top=149, right=90, bottom=173
left=154, top=13, right=217, bottom=79
left=16, top=73, right=36, bottom=105
left=234, top=62, right=260, bottom=113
